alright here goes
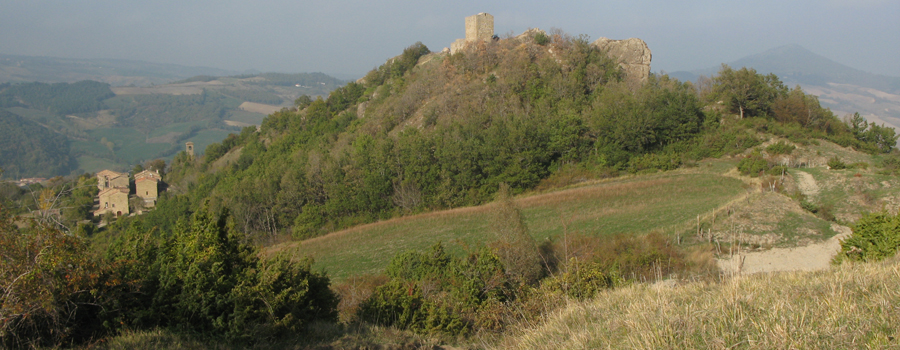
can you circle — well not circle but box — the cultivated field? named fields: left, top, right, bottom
left=270, top=166, right=747, bottom=281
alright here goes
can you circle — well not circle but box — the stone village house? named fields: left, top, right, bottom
left=93, top=169, right=162, bottom=218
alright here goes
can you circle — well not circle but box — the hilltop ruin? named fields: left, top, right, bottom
left=448, top=13, right=652, bottom=84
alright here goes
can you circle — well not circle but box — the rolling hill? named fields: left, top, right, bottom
left=0, top=53, right=238, bottom=87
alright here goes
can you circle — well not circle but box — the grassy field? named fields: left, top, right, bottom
left=491, top=257, right=900, bottom=349
left=272, top=168, right=746, bottom=281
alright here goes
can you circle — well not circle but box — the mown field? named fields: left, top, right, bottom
left=272, top=164, right=746, bottom=281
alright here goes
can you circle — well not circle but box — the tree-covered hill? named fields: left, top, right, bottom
left=0, top=80, right=114, bottom=115
left=0, top=109, right=75, bottom=178
left=144, top=32, right=892, bottom=244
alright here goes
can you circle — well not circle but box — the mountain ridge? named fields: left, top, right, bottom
left=0, top=53, right=242, bottom=87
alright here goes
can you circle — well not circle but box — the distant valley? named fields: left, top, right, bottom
left=0, top=56, right=346, bottom=178
left=669, top=45, right=900, bottom=130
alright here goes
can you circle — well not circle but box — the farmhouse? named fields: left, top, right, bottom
left=95, top=187, right=129, bottom=218
left=134, top=169, right=161, bottom=207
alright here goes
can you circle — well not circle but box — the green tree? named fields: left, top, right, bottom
left=712, top=65, right=787, bottom=119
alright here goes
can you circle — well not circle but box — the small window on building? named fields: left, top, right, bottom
left=112, top=203, right=115, bottom=208
left=146, top=191, right=149, bottom=195
left=105, top=202, right=108, bottom=208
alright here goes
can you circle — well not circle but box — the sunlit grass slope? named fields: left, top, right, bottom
left=270, top=165, right=745, bottom=281
left=493, top=257, right=900, bottom=349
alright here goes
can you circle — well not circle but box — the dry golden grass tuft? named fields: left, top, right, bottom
left=491, top=257, right=900, bottom=349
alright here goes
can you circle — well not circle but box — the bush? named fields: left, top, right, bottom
left=358, top=244, right=513, bottom=336
left=0, top=214, right=115, bottom=348
left=540, top=259, right=621, bottom=299
left=533, top=31, right=550, bottom=46
left=766, top=164, right=788, bottom=176
left=104, top=207, right=339, bottom=343
left=827, top=156, right=847, bottom=170
left=626, top=152, right=682, bottom=174
left=835, top=211, right=900, bottom=263
left=765, top=140, right=795, bottom=155
left=737, top=151, right=770, bottom=177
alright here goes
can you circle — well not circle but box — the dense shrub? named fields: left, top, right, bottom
left=765, top=140, right=795, bottom=155
left=835, top=211, right=900, bottom=263
left=103, top=207, right=339, bottom=343
left=0, top=209, right=119, bottom=348
left=827, top=156, right=847, bottom=170
left=737, top=151, right=770, bottom=176
left=626, top=152, right=682, bottom=173
left=358, top=244, right=513, bottom=336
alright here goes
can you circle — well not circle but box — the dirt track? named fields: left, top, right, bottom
left=718, top=223, right=851, bottom=275
left=796, top=171, right=820, bottom=197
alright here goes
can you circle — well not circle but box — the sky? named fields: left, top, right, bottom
left=1, top=0, right=898, bottom=79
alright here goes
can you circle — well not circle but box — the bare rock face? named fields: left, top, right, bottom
left=515, top=28, right=547, bottom=41
left=591, top=37, right=652, bottom=84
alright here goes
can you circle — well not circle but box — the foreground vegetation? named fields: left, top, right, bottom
left=493, top=256, right=900, bottom=349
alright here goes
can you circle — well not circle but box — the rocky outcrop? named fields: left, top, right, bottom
left=591, top=37, right=652, bottom=84
left=515, top=28, right=547, bottom=41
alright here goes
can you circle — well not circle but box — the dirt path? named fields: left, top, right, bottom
left=717, top=224, right=851, bottom=275
left=796, top=171, right=820, bottom=197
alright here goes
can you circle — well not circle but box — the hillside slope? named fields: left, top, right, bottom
left=0, top=109, right=75, bottom=178
left=494, top=256, right=900, bottom=349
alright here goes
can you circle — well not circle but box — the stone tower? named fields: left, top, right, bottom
left=465, top=13, right=494, bottom=42
left=450, top=13, right=494, bottom=54
left=186, top=142, right=194, bottom=158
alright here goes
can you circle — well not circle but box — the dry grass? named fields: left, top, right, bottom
left=491, top=257, right=900, bottom=349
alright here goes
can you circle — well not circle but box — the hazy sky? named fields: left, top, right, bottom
left=2, top=0, right=898, bottom=78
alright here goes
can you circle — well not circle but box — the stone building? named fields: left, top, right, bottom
left=96, top=169, right=129, bottom=191
left=95, top=187, right=129, bottom=218
left=186, top=142, right=195, bottom=158
left=450, top=13, right=494, bottom=54
left=134, top=169, right=161, bottom=207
